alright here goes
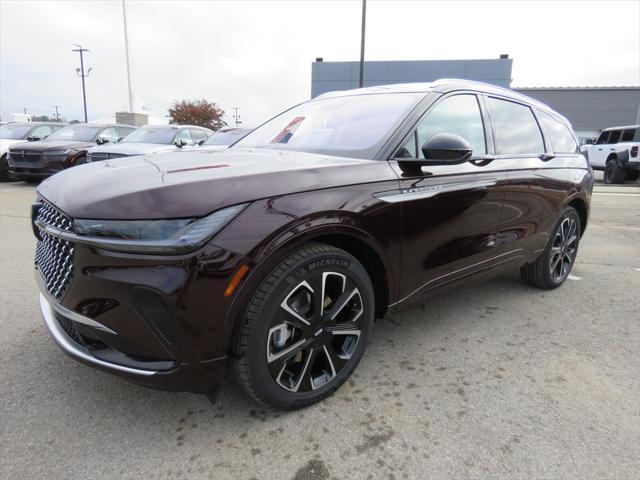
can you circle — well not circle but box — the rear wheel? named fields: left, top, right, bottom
left=627, top=170, right=639, bottom=181
left=605, top=159, right=627, bottom=184
left=232, top=243, right=375, bottom=410
left=520, top=206, right=581, bottom=289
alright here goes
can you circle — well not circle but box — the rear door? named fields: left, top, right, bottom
left=489, top=97, right=585, bottom=263
left=386, top=93, right=506, bottom=303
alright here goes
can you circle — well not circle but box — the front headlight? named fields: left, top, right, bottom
left=72, top=203, right=248, bottom=254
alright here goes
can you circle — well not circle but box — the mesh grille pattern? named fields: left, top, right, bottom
left=89, top=152, right=128, bottom=162
left=35, top=202, right=75, bottom=301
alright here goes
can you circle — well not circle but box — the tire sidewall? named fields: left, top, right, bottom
left=243, top=247, right=375, bottom=409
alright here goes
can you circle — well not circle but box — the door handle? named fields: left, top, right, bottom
left=469, top=155, right=495, bottom=166
left=539, top=153, right=555, bottom=161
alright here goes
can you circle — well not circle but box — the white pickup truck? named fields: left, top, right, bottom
left=583, top=125, right=640, bottom=183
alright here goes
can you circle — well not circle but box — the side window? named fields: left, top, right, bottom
left=621, top=129, right=635, bottom=142
left=190, top=129, right=207, bottom=144
left=118, top=126, right=135, bottom=139
left=99, top=127, right=119, bottom=143
left=537, top=111, right=578, bottom=153
left=608, top=130, right=621, bottom=144
left=596, top=131, right=610, bottom=145
left=30, top=126, right=52, bottom=139
left=176, top=128, right=193, bottom=145
left=399, top=94, right=486, bottom=158
left=486, top=97, right=544, bottom=155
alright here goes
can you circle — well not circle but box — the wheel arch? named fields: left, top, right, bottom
left=567, top=196, right=588, bottom=237
left=220, top=223, right=396, bottom=357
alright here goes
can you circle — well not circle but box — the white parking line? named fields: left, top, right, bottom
left=567, top=274, right=582, bottom=281
left=592, top=192, right=639, bottom=197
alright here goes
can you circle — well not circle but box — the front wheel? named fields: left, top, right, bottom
left=520, top=206, right=581, bottom=289
left=232, top=243, right=375, bottom=410
left=0, top=154, right=14, bottom=182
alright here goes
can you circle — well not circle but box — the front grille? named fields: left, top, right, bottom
left=88, top=152, right=128, bottom=162
left=34, top=202, right=75, bottom=301
left=9, top=150, right=43, bottom=166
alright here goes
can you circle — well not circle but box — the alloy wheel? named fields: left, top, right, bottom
left=266, top=272, right=364, bottom=393
left=549, top=217, right=578, bottom=282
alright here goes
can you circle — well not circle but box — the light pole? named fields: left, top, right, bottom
left=72, top=44, right=91, bottom=122
left=233, top=107, right=242, bottom=127
left=121, top=0, right=134, bottom=112
left=52, top=105, right=61, bottom=121
left=359, top=0, right=366, bottom=88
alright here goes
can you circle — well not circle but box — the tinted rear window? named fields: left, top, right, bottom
left=608, top=130, right=621, bottom=144
left=538, top=111, right=578, bottom=153
left=487, top=97, right=544, bottom=155
left=621, top=129, right=636, bottom=142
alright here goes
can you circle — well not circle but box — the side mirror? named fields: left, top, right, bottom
left=96, top=137, right=106, bottom=145
left=175, top=139, right=188, bottom=148
left=198, top=139, right=205, bottom=146
left=117, top=136, right=124, bottom=143
left=27, top=136, right=39, bottom=141
left=421, top=133, right=473, bottom=165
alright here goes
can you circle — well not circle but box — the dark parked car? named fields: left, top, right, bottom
left=7, top=123, right=136, bottom=182
left=0, top=122, right=68, bottom=181
left=33, top=80, right=592, bottom=410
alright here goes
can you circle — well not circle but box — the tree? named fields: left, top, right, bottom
left=168, top=99, right=226, bottom=130
left=31, top=115, right=58, bottom=122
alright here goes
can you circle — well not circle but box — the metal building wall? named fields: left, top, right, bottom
left=311, top=59, right=513, bottom=98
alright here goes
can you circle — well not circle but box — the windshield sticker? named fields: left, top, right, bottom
left=270, top=116, right=305, bottom=144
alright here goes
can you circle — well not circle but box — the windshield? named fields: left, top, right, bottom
left=0, top=124, right=33, bottom=139
left=204, top=128, right=249, bottom=145
left=122, top=128, right=177, bottom=144
left=235, top=93, right=423, bottom=157
left=46, top=125, right=101, bottom=142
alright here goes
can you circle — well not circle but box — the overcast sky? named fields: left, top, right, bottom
left=1, top=0, right=639, bottom=126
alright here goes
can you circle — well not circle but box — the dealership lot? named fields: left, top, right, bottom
left=1, top=180, right=638, bottom=479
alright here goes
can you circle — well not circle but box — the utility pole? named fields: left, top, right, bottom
left=233, top=107, right=242, bottom=127
left=72, top=44, right=91, bottom=123
left=52, top=106, right=61, bottom=121
left=359, top=0, right=366, bottom=88
left=23, top=107, right=28, bottom=114
left=121, top=0, right=134, bottom=112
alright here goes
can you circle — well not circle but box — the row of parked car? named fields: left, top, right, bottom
left=0, top=122, right=250, bottom=182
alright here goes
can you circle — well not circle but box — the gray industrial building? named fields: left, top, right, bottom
left=311, top=58, right=640, bottom=144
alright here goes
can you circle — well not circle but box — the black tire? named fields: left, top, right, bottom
left=520, top=206, right=581, bottom=289
left=232, top=243, right=375, bottom=410
left=627, top=170, right=639, bottom=181
left=605, top=158, right=627, bottom=184
left=0, top=154, right=14, bottom=182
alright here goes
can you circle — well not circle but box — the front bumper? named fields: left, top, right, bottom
left=8, top=158, right=68, bottom=179
left=35, top=234, right=249, bottom=393
left=38, top=288, right=229, bottom=393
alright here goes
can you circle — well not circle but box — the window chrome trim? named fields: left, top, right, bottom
left=39, top=293, right=157, bottom=376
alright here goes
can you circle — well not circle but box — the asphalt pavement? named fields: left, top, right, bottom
left=1, top=177, right=638, bottom=480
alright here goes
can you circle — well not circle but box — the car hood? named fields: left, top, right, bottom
left=37, top=148, right=391, bottom=219
left=0, top=138, right=28, bottom=155
left=9, top=140, right=95, bottom=152
left=88, top=143, right=177, bottom=156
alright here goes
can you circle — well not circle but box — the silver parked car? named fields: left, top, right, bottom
left=86, top=124, right=213, bottom=162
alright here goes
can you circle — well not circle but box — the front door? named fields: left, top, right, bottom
left=386, top=93, right=506, bottom=304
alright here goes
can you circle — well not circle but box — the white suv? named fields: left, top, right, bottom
left=583, top=125, right=640, bottom=183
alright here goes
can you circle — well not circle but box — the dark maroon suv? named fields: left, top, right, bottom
left=33, top=80, right=592, bottom=409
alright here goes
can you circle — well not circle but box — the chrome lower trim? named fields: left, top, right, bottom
left=36, top=273, right=116, bottom=334
left=388, top=249, right=524, bottom=307
left=39, top=293, right=157, bottom=376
